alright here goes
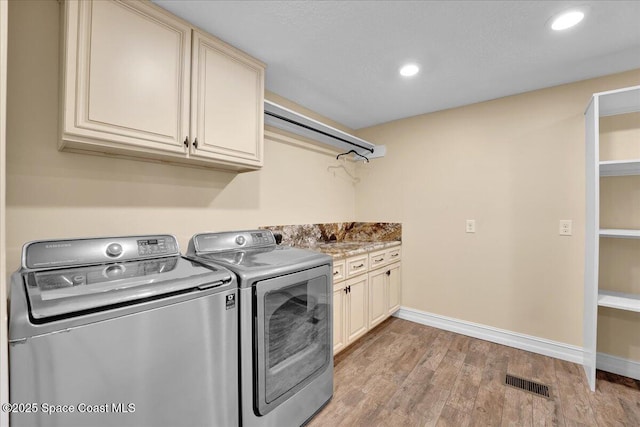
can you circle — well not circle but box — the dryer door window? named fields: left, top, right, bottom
left=254, top=265, right=331, bottom=415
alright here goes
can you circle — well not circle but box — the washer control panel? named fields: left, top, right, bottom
left=137, top=238, right=176, bottom=256
left=24, top=235, right=180, bottom=269
left=250, top=231, right=273, bottom=245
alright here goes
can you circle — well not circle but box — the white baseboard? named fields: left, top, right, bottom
left=394, top=306, right=584, bottom=365
left=597, top=352, right=640, bottom=381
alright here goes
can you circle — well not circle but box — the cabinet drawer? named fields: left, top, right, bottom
left=346, top=254, right=368, bottom=278
left=386, top=247, right=401, bottom=263
left=332, top=260, right=346, bottom=283
left=368, top=249, right=387, bottom=270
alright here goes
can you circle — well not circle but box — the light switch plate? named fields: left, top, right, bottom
left=559, top=220, right=572, bottom=236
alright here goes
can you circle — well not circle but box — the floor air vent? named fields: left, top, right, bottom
left=504, top=374, right=551, bottom=398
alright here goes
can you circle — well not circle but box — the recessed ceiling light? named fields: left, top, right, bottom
left=551, top=10, right=585, bottom=31
left=399, top=64, right=419, bottom=77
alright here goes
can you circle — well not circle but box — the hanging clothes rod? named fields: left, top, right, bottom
left=265, top=110, right=374, bottom=154
left=263, top=100, right=385, bottom=159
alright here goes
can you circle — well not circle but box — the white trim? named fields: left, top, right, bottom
left=394, top=307, right=584, bottom=365
left=596, top=353, right=640, bottom=381
left=0, top=1, right=8, bottom=425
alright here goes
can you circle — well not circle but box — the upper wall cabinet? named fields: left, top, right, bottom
left=189, top=30, right=263, bottom=166
left=59, top=0, right=265, bottom=171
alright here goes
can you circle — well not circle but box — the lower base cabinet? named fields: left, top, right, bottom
left=345, top=275, right=369, bottom=343
left=332, top=286, right=346, bottom=354
left=333, top=275, right=368, bottom=354
left=368, top=261, right=401, bottom=329
left=369, top=268, right=388, bottom=328
left=387, top=262, right=401, bottom=314
left=333, top=247, right=402, bottom=355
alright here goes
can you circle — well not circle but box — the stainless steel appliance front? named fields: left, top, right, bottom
left=187, top=230, right=334, bottom=427
left=254, top=265, right=331, bottom=416
left=9, top=235, right=239, bottom=427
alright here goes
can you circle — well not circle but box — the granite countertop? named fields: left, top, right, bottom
left=261, top=222, right=402, bottom=260
left=291, top=240, right=401, bottom=260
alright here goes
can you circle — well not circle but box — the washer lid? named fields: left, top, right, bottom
left=24, top=256, right=231, bottom=321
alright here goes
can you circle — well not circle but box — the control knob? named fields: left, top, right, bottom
left=106, top=243, right=123, bottom=257
left=235, top=235, right=246, bottom=246
left=105, top=264, right=125, bottom=278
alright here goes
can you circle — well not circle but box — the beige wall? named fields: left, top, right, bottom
left=600, top=113, right=640, bottom=161
left=355, top=69, right=640, bottom=357
left=5, top=0, right=357, bottom=272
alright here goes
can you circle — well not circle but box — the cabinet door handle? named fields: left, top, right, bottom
left=183, top=136, right=189, bottom=147
left=352, top=263, right=364, bottom=269
left=344, top=287, right=348, bottom=294
left=347, top=286, right=351, bottom=293
left=386, top=270, right=391, bottom=276
left=391, top=253, right=399, bottom=257
left=193, top=137, right=199, bottom=149
left=333, top=270, right=339, bottom=276
left=374, top=257, right=384, bottom=262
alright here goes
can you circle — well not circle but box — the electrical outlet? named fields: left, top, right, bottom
left=466, top=219, right=476, bottom=233
left=559, top=220, right=572, bottom=236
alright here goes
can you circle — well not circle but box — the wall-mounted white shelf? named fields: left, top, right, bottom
left=599, top=229, right=640, bottom=239
left=598, top=86, right=640, bottom=116
left=600, top=159, right=640, bottom=176
left=598, top=290, right=640, bottom=312
left=264, top=100, right=386, bottom=160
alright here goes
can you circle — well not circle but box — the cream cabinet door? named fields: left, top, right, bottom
left=333, top=284, right=346, bottom=355
left=345, top=275, right=368, bottom=344
left=368, top=268, right=387, bottom=328
left=387, top=262, right=402, bottom=315
left=60, top=0, right=191, bottom=154
left=190, top=30, right=264, bottom=168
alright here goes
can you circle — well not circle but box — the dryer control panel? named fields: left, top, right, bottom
left=190, top=230, right=275, bottom=254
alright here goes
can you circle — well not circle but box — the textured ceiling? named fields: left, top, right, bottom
left=154, top=1, right=640, bottom=130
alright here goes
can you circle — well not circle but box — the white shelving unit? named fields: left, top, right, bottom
left=599, top=159, right=640, bottom=176
left=597, top=290, right=640, bottom=312
left=599, top=229, right=640, bottom=238
left=584, top=85, right=640, bottom=391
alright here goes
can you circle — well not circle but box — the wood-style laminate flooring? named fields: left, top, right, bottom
left=308, top=317, right=640, bottom=427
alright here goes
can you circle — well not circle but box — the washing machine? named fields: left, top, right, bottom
left=186, top=230, right=333, bottom=427
left=9, top=235, right=239, bottom=427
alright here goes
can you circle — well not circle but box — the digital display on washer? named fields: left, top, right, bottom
left=137, top=238, right=175, bottom=256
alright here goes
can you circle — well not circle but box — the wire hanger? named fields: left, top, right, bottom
left=336, top=149, right=369, bottom=163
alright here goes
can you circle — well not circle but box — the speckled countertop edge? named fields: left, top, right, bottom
left=289, top=240, right=401, bottom=260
